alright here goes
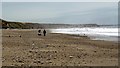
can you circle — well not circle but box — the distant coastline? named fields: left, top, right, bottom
left=0, top=19, right=118, bottom=29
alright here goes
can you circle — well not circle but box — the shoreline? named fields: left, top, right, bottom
left=2, top=29, right=119, bottom=42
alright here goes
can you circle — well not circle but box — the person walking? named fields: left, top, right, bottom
left=43, top=29, right=46, bottom=36
left=38, top=29, right=41, bottom=36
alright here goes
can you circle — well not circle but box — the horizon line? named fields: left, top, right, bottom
left=1, top=18, right=118, bottom=25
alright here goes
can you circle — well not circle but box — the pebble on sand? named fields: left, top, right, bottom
left=69, top=56, right=73, bottom=58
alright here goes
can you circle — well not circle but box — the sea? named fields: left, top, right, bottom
left=51, top=25, right=119, bottom=42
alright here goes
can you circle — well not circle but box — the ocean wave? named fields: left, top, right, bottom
left=51, top=27, right=119, bottom=41
left=51, top=27, right=119, bottom=37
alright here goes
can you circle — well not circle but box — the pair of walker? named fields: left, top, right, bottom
left=38, top=29, right=46, bottom=36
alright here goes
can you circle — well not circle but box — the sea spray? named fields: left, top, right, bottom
left=51, top=27, right=119, bottom=41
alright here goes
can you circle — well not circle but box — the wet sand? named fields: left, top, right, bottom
left=2, top=29, right=118, bottom=66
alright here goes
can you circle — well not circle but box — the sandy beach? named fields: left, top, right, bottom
left=2, top=29, right=118, bottom=66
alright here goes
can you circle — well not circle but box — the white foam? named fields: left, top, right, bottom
left=50, top=27, right=119, bottom=41
left=51, top=27, right=119, bottom=37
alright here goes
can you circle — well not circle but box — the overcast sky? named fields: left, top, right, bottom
left=2, top=2, right=118, bottom=25
left=1, top=0, right=119, bottom=2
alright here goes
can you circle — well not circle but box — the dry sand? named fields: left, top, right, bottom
left=2, top=29, right=118, bottom=66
